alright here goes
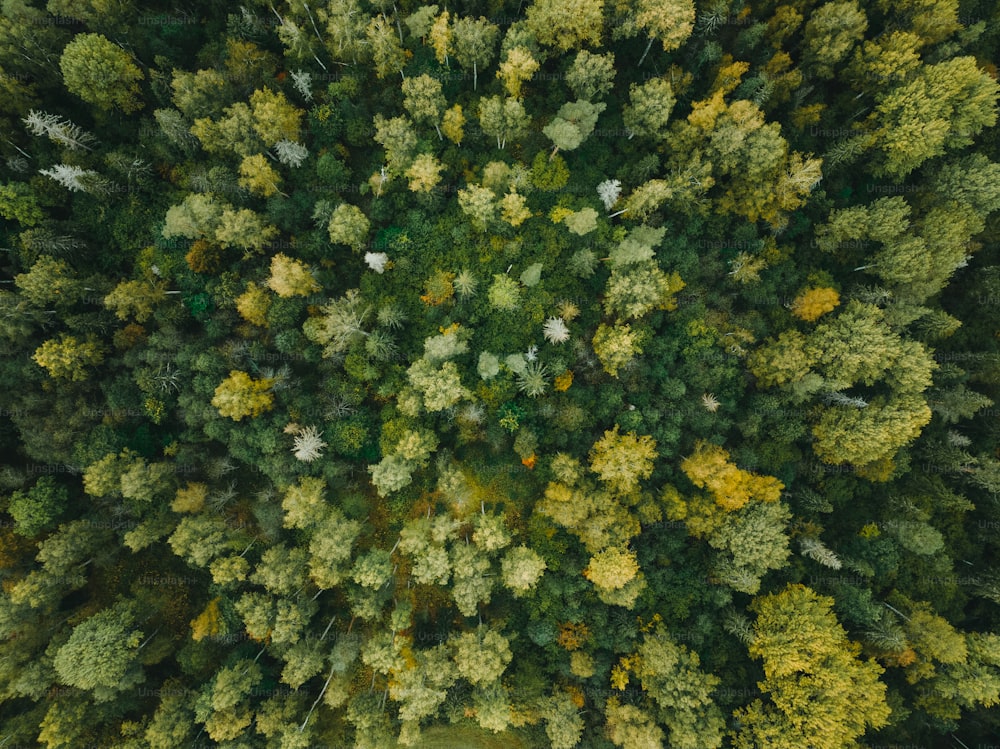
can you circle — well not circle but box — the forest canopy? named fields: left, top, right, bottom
left=1, top=0, right=1000, bottom=747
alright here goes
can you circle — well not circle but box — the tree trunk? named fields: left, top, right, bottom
left=637, top=36, right=654, bottom=67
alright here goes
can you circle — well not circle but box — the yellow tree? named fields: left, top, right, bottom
left=680, top=442, right=783, bottom=511
left=267, top=253, right=320, bottom=297
left=733, top=584, right=890, bottom=749
left=405, top=153, right=444, bottom=193
left=589, top=426, right=657, bottom=496
left=789, top=287, right=840, bottom=322
left=211, top=371, right=275, bottom=421
left=238, top=154, right=283, bottom=197
left=33, top=334, right=104, bottom=381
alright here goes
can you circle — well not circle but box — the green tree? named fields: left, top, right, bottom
left=867, top=56, right=999, bottom=179
left=366, top=14, right=407, bottom=79
left=566, top=50, right=616, bottom=100
left=605, top=698, right=665, bottom=749
left=500, top=545, right=547, bottom=596
left=452, top=16, right=499, bottom=90
left=451, top=626, right=512, bottom=687
left=802, top=1, right=868, bottom=79
left=59, top=33, right=143, bottom=112
left=103, top=280, right=168, bottom=323
left=7, top=476, right=67, bottom=537
left=53, top=603, right=145, bottom=702
left=402, top=73, right=446, bottom=138
left=623, top=78, right=675, bottom=140
left=327, top=203, right=371, bottom=250
left=248, top=88, right=303, bottom=145
left=543, top=99, right=606, bottom=158
left=592, top=322, right=644, bottom=377
left=215, top=207, right=279, bottom=254
left=478, top=95, right=530, bottom=150
left=458, top=184, right=497, bottom=230
left=14, top=256, right=83, bottom=308
left=373, top=114, right=418, bottom=175
left=630, top=627, right=725, bottom=749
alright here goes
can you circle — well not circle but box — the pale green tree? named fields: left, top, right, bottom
left=60, top=33, right=143, bottom=112
left=327, top=203, right=371, bottom=250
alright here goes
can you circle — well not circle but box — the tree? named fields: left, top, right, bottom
left=407, top=359, right=470, bottom=411
left=236, top=282, right=271, bottom=326
left=309, top=507, right=362, bottom=588
left=867, top=56, right=999, bottom=179
left=629, top=627, right=725, bottom=749
left=211, top=370, right=275, bottom=420
left=458, top=184, right=497, bottom=230
left=812, top=393, right=932, bottom=466
left=584, top=545, right=640, bottom=592
left=7, top=476, right=67, bottom=537
left=802, top=1, right=868, bottom=79
left=250, top=88, right=304, bottom=148
left=451, top=543, right=494, bottom=616
left=543, top=99, right=605, bottom=158
left=442, top=103, right=466, bottom=144
left=33, top=334, right=104, bottom=381
left=452, top=16, right=499, bottom=90
left=747, top=330, right=816, bottom=388
left=53, top=603, right=144, bottom=702
left=566, top=50, right=616, bottom=100
left=542, top=691, right=585, bottom=749
left=303, top=288, right=372, bottom=356
left=526, top=0, right=604, bottom=51
left=267, top=253, right=320, bottom=297
left=38, top=164, right=103, bottom=193
left=593, top=322, right=644, bottom=377
left=14, top=256, right=83, bottom=308
left=604, top=263, right=685, bottom=320
left=563, top=207, right=598, bottom=236
left=623, top=78, right=675, bottom=139
left=21, top=109, right=96, bottom=151
left=497, top=46, right=539, bottom=98
left=214, top=207, right=279, bottom=253
left=104, top=280, right=168, bottom=322
left=366, top=14, right=407, bottom=79
left=605, top=698, right=665, bottom=749
left=162, top=193, right=224, bottom=241
left=327, top=203, right=371, bottom=250
left=402, top=73, right=445, bottom=138
left=59, top=33, right=143, bottom=112
left=390, top=643, right=456, bottom=722
left=680, top=442, right=783, bottom=511
left=790, top=287, right=840, bottom=322
left=707, top=499, right=791, bottom=594
left=732, top=585, right=891, bottom=749
left=478, top=96, right=530, bottom=150
left=323, top=0, right=369, bottom=63
left=238, top=153, right=283, bottom=197
left=500, top=191, right=532, bottom=227
left=428, top=9, right=452, bottom=65
left=500, top=545, right=547, bottom=596
left=373, top=114, right=418, bottom=175
left=589, top=426, right=657, bottom=496
left=451, top=626, right=512, bottom=687
left=280, top=476, right=327, bottom=530
left=631, top=0, right=697, bottom=55
left=406, top=153, right=444, bottom=193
